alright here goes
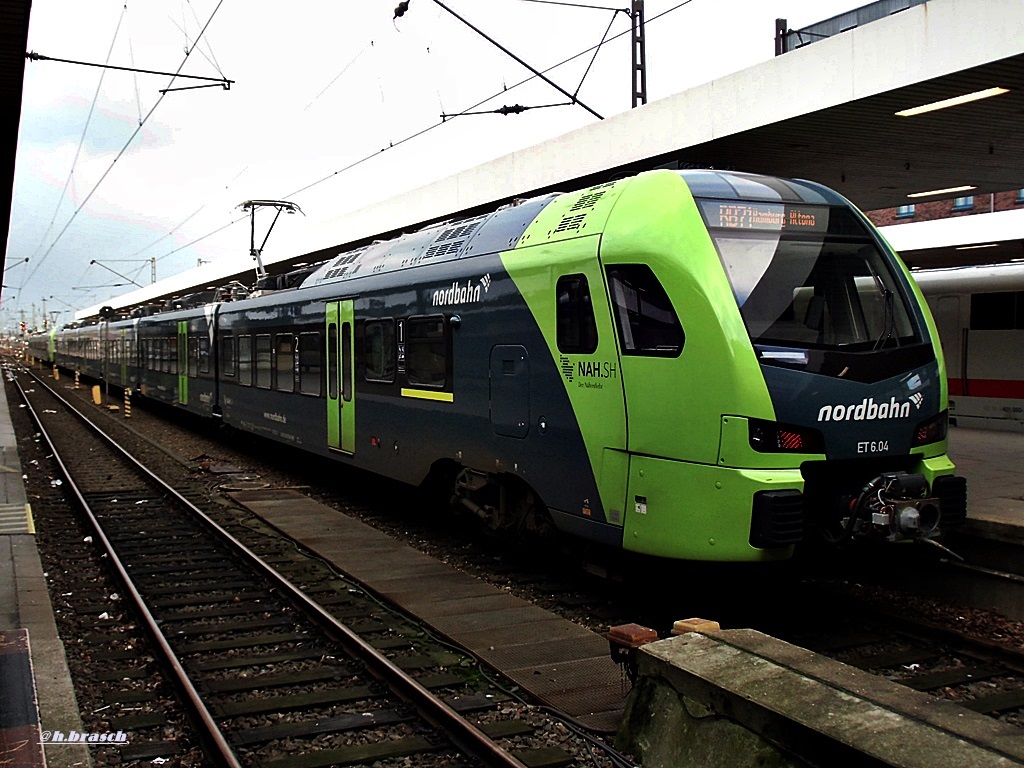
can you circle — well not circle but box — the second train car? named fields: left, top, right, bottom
left=31, top=169, right=968, bottom=562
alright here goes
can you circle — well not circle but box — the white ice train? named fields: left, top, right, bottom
left=914, top=262, right=1024, bottom=431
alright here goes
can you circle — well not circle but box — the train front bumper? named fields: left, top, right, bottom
left=622, top=456, right=802, bottom=562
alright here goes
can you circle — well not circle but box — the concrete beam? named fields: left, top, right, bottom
left=618, top=629, right=1024, bottom=768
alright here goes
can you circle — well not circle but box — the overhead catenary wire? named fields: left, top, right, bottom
left=18, top=0, right=229, bottom=297
left=90, top=0, right=698, bottom=305
left=287, top=0, right=694, bottom=199
left=168, top=8, right=226, bottom=79
left=26, top=4, right=128, bottom=268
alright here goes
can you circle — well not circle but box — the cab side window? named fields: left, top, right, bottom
left=556, top=274, right=598, bottom=354
left=606, top=264, right=684, bottom=357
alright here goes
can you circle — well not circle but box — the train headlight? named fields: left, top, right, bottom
left=912, top=410, right=948, bottom=447
left=748, top=419, right=825, bottom=454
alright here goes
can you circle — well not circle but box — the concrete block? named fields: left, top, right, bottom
left=617, top=629, right=1024, bottom=768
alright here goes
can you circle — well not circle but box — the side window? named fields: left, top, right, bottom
left=970, top=291, right=1024, bottom=330
left=255, top=334, right=272, bottom=389
left=556, top=274, right=598, bottom=354
left=238, top=335, right=253, bottom=386
left=221, top=335, right=235, bottom=378
left=168, top=336, right=178, bottom=374
left=342, top=324, right=352, bottom=402
left=275, top=334, right=295, bottom=393
left=327, top=323, right=338, bottom=399
left=188, top=337, right=199, bottom=378
left=198, top=336, right=210, bottom=376
left=298, top=332, right=321, bottom=396
left=406, top=316, right=447, bottom=388
left=606, top=264, right=684, bottom=357
left=364, top=320, right=396, bottom=382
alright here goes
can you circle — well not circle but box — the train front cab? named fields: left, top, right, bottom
left=523, top=170, right=966, bottom=562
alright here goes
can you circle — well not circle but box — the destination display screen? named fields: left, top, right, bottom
left=698, top=200, right=830, bottom=234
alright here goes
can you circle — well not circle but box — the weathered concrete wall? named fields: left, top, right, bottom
left=617, top=674, right=805, bottom=768
left=615, top=630, right=1024, bottom=768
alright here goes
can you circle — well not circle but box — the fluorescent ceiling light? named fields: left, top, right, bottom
left=896, top=87, right=1010, bottom=117
left=955, top=243, right=999, bottom=250
left=907, top=185, right=976, bottom=198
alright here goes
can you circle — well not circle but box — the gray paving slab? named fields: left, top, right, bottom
left=455, top=618, right=593, bottom=652
left=6, top=535, right=91, bottom=768
left=480, top=634, right=611, bottom=670
left=503, top=655, right=624, bottom=697
left=0, top=375, right=92, bottom=767
left=948, top=426, right=1024, bottom=528
left=378, top=575, right=499, bottom=604
left=399, top=592, right=530, bottom=616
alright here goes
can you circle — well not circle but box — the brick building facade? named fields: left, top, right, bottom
left=866, top=189, right=1024, bottom=227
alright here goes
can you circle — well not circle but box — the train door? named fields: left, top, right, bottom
left=326, top=300, right=356, bottom=454
left=177, top=321, right=188, bottom=406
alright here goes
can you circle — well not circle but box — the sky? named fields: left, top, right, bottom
left=4, top=0, right=864, bottom=330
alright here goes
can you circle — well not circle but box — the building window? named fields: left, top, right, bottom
left=952, top=196, right=974, bottom=211
left=556, top=275, right=599, bottom=354
left=895, top=205, right=915, bottom=218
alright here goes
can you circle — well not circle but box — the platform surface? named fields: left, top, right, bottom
left=230, top=488, right=627, bottom=732
left=0, top=366, right=91, bottom=767
left=948, top=426, right=1024, bottom=528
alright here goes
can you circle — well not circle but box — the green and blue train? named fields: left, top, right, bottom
left=28, top=169, right=967, bottom=561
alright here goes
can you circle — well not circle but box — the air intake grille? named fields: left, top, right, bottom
left=321, top=247, right=367, bottom=281
left=423, top=217, right=485, bottom=260
left=553, top=213, right=587, bottom=233
left=750, top=490, right=804, bottom=547
left=569, top=190, right=607, bottom=211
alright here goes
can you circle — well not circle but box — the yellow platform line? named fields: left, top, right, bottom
left=0, top=503, right=34, bottom=534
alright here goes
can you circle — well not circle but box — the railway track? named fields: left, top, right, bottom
left=10, top=363, right=596, bottom=768
left=13, top=359, right=1024, bottom=760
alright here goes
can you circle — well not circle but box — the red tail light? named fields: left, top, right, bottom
left=749, top=419, right=825, bottom=454
left=913, top=410, right=948, bottom=446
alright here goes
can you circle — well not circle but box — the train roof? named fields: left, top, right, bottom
left=299, top=192, right=559, bottom=292
left=677, top=169, right=848, bottom=206
left=298, top=169, right=849, bottom=294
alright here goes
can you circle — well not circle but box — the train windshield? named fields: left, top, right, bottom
left=698, top=200, right=921, bottom=355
